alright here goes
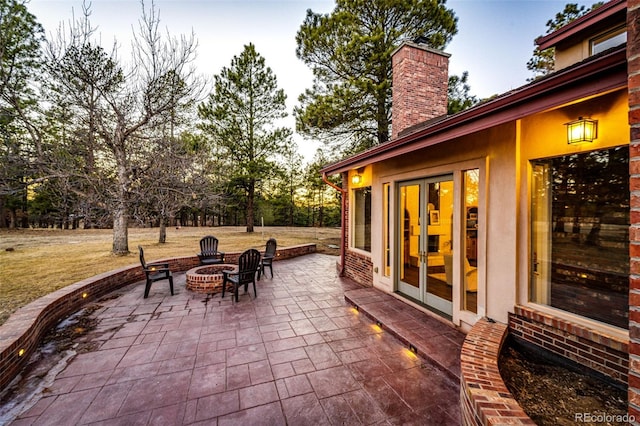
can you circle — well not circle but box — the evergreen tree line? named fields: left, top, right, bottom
left=1, top=1, right=341, bottom=254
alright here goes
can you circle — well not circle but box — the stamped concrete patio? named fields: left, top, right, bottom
left=4, top=253, right=462, bottom=425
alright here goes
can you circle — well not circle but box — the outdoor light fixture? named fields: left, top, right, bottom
left=18, top=348, right=25, bottom=357
left=351, top=167, right=365, bottom=185
left=565, top=117, right=598, bottom=144
left=409, top=344, right=418, bottom=354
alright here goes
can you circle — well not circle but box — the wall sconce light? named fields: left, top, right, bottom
left=351, top=167, right=365, bottom=185
left=565, top=117, right=598, bottom=144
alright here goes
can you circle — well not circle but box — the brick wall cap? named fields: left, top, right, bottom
left=391, top=40, right=451, bottom=59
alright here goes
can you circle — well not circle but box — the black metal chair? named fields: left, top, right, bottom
left=222, top=249, right=261, bottom=302
left=258, top=238, right=277, bottom=279
left=138, top=246, right=174, bottom=298
left=198, top=235, right=225, bottom=265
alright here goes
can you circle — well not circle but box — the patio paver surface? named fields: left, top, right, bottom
left=3, top=253, right=461, bottom=425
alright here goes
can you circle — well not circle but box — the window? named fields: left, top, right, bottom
left=591, top=27, right=626, bottom=55
left=530, top=147, right=629, bottom=329
left=383, top=183, right=391, bottom=276
left=463, top=169, right=479, bottom=314
left=353, top=187, right=371, bottom=252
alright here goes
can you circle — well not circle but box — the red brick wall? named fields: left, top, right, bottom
left=460, top=318, right=535, bottom=425
left=342, top=173, right=349, bottom=268
left=341, top=172, right=374, bottom=286
left=510, top=306, right=628, bottom=384
left=628, top=0, right=640, bottom=419
left=391, top=42, right=450, bottom=138
left=344, top=249, right=373, bottom=286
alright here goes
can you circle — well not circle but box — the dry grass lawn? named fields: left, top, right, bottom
left=0, top=226, right=340, bottom=326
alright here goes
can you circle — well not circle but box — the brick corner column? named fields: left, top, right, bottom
left=342, top=172, right=349, bottom=275
left=628, top=0, right=640, bottom=422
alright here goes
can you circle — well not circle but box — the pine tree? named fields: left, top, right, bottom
left=295, top=0, right=458, bottom=155
left=198, top=43, right=293, bottom=233
left=527, top=3, right=604, bottom=80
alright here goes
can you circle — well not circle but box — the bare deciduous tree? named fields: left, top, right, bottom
left=45, top=1, right=201, bottom=254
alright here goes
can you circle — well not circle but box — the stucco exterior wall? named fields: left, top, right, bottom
left=518, top=89, right=629, bottom=341
left=370, top=122, right=517, bottom=326
left=556, top=42, right=589, bottom=70
left=351, top=87, right=629, bottom=331
left=483, top=124, right=519, bottom=324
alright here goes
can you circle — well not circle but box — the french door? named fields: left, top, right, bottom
left=397, top=176, right=454, bottom=316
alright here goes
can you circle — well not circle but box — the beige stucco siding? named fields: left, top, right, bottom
left=357, top=88, right=628, bottom=330
left=483, top=123, right=519, bottom=324
left=370, top=122, right=517, bottom=326
left=517, top=89, right=629, bottom=335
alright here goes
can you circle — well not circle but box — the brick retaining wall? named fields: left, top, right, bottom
left=0, top=243, right=315, bottom=392
left=460, top=318, right=535, bottom=425
left=509, top=305, right=628, bottom=384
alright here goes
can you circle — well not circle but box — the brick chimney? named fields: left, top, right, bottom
left=391, top=41, right=450, bottom=139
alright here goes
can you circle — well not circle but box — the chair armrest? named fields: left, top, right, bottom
left=199, top=251, right=224, bottom=258
left=147, top=262, right=170, bottom=270
left=222, top=270, right=238, bottom=278
left=145, top=268, right=171, bottom=276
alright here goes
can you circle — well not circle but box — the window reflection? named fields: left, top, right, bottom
left=353, top=187, right=372, bottom=252
left=383, top=183, right=390, bottom=276
left=463, top=169, right=479, bottom=313
left=530, top=147, right=629, bottom=329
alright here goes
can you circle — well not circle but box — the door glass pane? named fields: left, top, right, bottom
left=383, top=183, right=390, bottom=277
left=400, top=184, right=420, bottom=288
left=463, top=169, right=479, bottom=313
left=426, top=180, right=453, bottom=304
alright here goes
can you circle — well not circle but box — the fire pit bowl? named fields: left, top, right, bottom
left=186, top=264, right=237, bottom=294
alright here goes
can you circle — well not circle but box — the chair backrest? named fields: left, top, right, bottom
left=200, top=236, right=219, bottom=254
left=265, top=238, right=277, bottom=257
left=138, top=246, right=147, bottom=269
left=237, top=249, right=261, bottom=284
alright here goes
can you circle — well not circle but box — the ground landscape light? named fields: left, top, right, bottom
left=565, top=117, right=598, bottom=144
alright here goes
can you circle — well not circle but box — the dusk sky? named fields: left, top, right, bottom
left=29, top=0, right=576, bottom=158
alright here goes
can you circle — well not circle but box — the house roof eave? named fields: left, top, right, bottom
left=321, top=47, right=627, bottom=176
left=536, top=0, right=627, bottom=51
